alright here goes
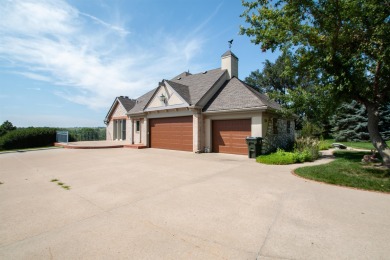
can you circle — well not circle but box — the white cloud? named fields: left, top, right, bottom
left=15, top=72, right=51, bottom=82
left=0, top=0, right=206, bottom=110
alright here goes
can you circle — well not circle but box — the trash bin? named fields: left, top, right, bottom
left=245, top=137, right=263, bottom=158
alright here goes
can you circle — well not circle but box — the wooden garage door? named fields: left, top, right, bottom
left=212, top=119, right=251, bottom=155
left=149, top=116, right=193, bottom=151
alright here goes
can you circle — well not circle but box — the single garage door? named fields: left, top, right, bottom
left=149, top=116, right=193, bottom=151
left=212, top=119, right=251, bottom=155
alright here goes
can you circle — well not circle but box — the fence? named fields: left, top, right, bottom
left=56, top=131, right=69, bottom=144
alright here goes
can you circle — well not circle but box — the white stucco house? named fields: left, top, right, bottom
left=104, top=50, right=295, bottom=155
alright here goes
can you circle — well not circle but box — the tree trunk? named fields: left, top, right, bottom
left=365, top=103, right=390, bottom=167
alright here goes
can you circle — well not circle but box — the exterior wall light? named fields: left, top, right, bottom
left=159, top=93, right=166, bottom=103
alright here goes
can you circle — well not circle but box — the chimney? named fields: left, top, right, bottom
left=221, top=50, right=238, bottom=79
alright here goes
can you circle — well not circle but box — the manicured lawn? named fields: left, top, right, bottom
left=321, top=139, right=390, bottom=150
left=295, top=151, right=390, bottom=192
left=340, top=140, right=390, bottom=150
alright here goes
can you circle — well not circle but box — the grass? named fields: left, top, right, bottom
left=295, top=151, right=390, bottom=192
left=50, top=179, right=70, bottom=190
left=339, top=141, right=390, bottom=150
left=321, top=139, right=390, bottom=150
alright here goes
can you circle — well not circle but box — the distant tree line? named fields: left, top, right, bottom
left=0, top=121, right=106, bottom=150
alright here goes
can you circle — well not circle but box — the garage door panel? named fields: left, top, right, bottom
left=212, top=119, right=251, bottom=155
left=149, top=116, right=193, bottom=151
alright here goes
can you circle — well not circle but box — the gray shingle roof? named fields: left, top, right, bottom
left=170, top=68, right=226, bottom=105
left=165, top=80, right=191, bottom=104
left=104, top=96, right=136, bottom=123
left=203, top=77, right=281, bottom=112
left=127, top=88, right=157, bottom=115
left=117, top=96, right=136, bottom=111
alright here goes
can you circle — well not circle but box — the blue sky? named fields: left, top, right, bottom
left=0, top=0, right=279, bottom=127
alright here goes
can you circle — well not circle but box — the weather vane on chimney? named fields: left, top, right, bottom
left=228, top=39, right=233, bottom=49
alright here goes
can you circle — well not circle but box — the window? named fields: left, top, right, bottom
left=121, top=119, right=126, bottom=140
left=113, top=119, right=126, bottom=140
left=136, top=120, right=140, bottom=132
left=287, top=120, right=291, bottom=134
left=273, top=118, right=278, bottom=134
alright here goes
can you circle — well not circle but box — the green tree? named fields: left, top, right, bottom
left=331, top=101, right=370, bottom=142
left=240, top=0, right=390, bottom=166
left=0, top=120, right=17, bottom=137
left=245, top=53, right=335, bottom=132
left=245, top=53, right=296, bottom=101
left=379, top=104, right=390, bottom=140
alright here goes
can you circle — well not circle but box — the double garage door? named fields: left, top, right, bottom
left=149, top=117, right=251, bottom=155
left=149, top=116, right=193, bottom=151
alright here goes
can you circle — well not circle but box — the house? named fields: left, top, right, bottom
left=104, top=50, right=295, bottom=155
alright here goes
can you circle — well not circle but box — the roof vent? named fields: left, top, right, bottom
left=202, top=71, right=207, bottom=74
left=177, top=77, right=181, bottom=80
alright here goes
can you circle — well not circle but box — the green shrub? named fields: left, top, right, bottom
left=257, top=138, right=321, bottom=165
left=0, top=127, right=57, bottom=150
left=256, top=149, right=297, bottom=165
left=294, top=137, right=320, bottom=161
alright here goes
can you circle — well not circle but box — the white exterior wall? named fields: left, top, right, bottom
left=132, top=119, right=142, bottom=144
left=204, top=118, right=211, bottom=152
left=147, top=86, right=185, bottom=109
left=141, top=118, right=148, bottom=146
left=106, top=121, right=114, bottom=141
left=193, top=111, right=202, bottom=152
left=251, top=115, right=263, bottom=137
left=221, top=54, right=238, bottom=79
left=127, top=119, right=132, bottom=143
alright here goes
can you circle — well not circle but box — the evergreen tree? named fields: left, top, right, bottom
left=331, top=102, right=390, bottom=141
left=331, top=101, right=369, bottom=142
left=379, top=104, right=390, bottom=141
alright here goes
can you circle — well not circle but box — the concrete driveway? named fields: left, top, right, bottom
left=0, top=148, right=389, bottom=259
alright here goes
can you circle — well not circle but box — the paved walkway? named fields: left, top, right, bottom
left=0, top=148, right=389, bottom=259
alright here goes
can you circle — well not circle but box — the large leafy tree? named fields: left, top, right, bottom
left=240, top=0, right=390, bottom=165
left=0, top=120, right=16, bottom=137
left=245, top=53, right=296, bottom=100
left=245, top=53, right=335, bottom=131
